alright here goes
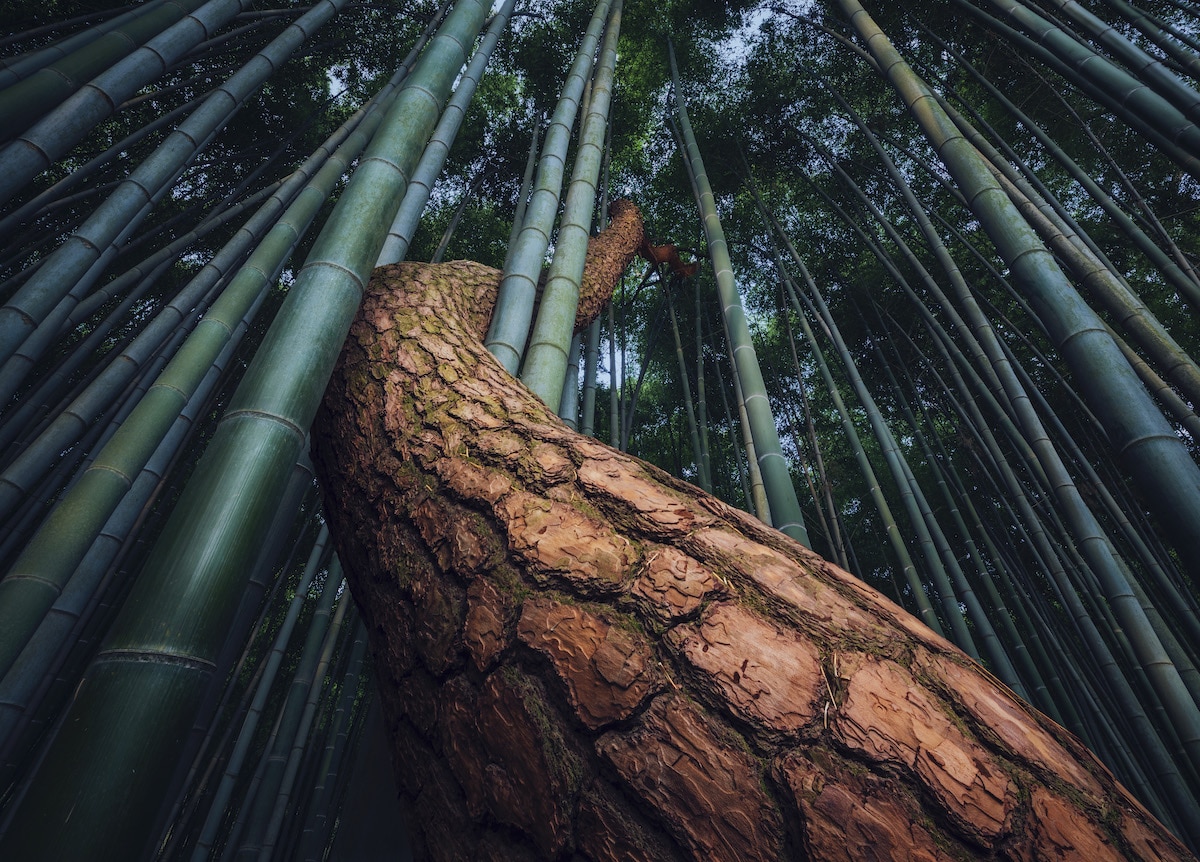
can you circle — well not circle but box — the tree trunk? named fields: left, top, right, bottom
left=311, top=201, right=1193, bottom=861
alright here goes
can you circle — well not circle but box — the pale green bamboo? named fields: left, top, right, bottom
left=709, top=326, right=753, bottom=511
left=0, top=180, right=283, bottom=456
left=918, top=64, right=1200, bottom=364
left=694, top=279, right=713, bottom=490
left=0, top=54, right=419, bottom=676
left=665, top=282, right=709, bottom=491
left=799, top=265, right=982, bottom=653
left=872, top=325, right=1041, bottom=702
left=727, top=333, right=770, bottom=523
left=0, top=0, right=165, bottom=88
left=0, top=0, right=354, bottom=370
left=242, top=575, right=349, bottom=861
left=0, top=0, right=250, bottom=207
left=986, top=159, right=1200, bottom=409
left=609, top=300, right=620, bottom=445
left=0, top=91, right=207, bottom=243
left=0, top=304, right=271, bottom=753
left=581, top=319, right=602, bottom=436
left=503, top=119, right=540, bottom=273
left=484, top=0, right=613, bottom=373
left=375, top=0, right=515, bottom=266
left=296, top=620, right=369, bottom=861
left=147, top=459, right=319, bottom=857
left=0, top=0, right=210, bottom=143
left=558, top=333, right=583, bottom=429
left=430, top=170, right=483, bottom=263
left=911, top=314, right=1200, bottom=835
left=668, top=38, right=808, bottom=544
left=989, top=0, right=1200, bottom=122
left=917, top=27, right=1200, bottom=308
left=188, top=535, right=334, bottom=860
left=778, top=302, right=845, bottom=568
left=581, top=118, right=613, bottom=439
left=521, top=0, right=622, bottom=406
left=0, top=4, right=489, bottom=856
left=775, top=259, right=942, bottom=634
left=946, top=0, right=1200, bottom=175
left=1101, top=0, right=1200, bottom=81
left=840, top=0, right=1200, bottom=780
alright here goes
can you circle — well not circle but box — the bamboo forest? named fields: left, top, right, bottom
left=4, top=0, right=1200, bottom=857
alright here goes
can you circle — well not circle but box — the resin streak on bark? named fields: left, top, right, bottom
left=313, top=201, right=1192, bottom=860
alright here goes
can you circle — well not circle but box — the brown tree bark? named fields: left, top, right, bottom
left=312, top=201, right=1194, bottom=861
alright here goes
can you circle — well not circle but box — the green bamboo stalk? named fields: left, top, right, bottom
left=664, top=281, right=709, bottom=491
left=986, top=160, right=1200, bottom=409
left=863, top=310, right=1028, bottom=688
left=0, top=53, right=421, bottom=675
left=1112, top=329, right=1200, bottom=442
left=0, top=0, right=250, bottom=207
left=839, top=1, right=1200, bottom=781
left=946, top=0, right=1200, bottom=175
left=773, top=219, right=980, bottom=645
left=708, top=322, right=753, bottom=511
left=0, top=324, right=282, bottom=758
left=609, top=297, right=620, bottom=446
left=242, top=577, right=349, bottom=860
left=0, top=4, right=489, bottom=857
left=503, top=118, right=540, bottom=273
left=558, top=333, right=584, bottom=429
left=375, top=0, right=515, bottom=266
left=620, top=288, right=667, bottom=452
left=910, top=314, right=1200, bottom=835
left=0, top=91, right=202, bottom=248
left=581, top=115, right=614, bottom=439
left=775, top=258, right=942, bottom=634
left=148, top=462, right=318, bottom=858
left=918, top=57, right=1200, bottom=336
left=990, top=0, right=1200, bottom=122
left=778, top=303, right=846, bottom=568
left=188, top=535, right=334, bottom=860
left=1101, top=0, right=1200, bottom=81
left=0, top=180, right=283, bottom=456
left=430, top=170, right=484, bottom=263
left=873, top=322, right=1044, bottom=703
left=295, top=621, right=369, bottom=862
left=723, top=322, right=771, bottom=523
left=917, top=26, right=1200, bottom=308
left=0, top=0, right=165, bottom=87
left=484, top=0, right=613, bottom=373
left=521, top=0, right=622, bottom=406
left=1000, top=334, right=1200, bottom=650
left=668, top=37, right=807, bottom=544
left=0, top=0, right=211, bottom=143
left=0, top=0, right=354, bottom=370
left=581, top=318, right=602, bottom=436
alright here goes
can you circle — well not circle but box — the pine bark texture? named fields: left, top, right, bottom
left=312, top=201, right=1192, bottom=861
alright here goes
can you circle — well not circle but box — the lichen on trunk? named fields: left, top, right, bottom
left=312, top=201, right=1193, bottom=861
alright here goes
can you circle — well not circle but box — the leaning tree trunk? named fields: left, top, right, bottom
left=311, top=201, right=1193, bottom=861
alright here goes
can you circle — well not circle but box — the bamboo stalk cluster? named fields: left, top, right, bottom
left=1, top=0, right=1200, bottom=855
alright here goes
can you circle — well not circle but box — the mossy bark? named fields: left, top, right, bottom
left=312, top=201, right=1193, bottom=861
